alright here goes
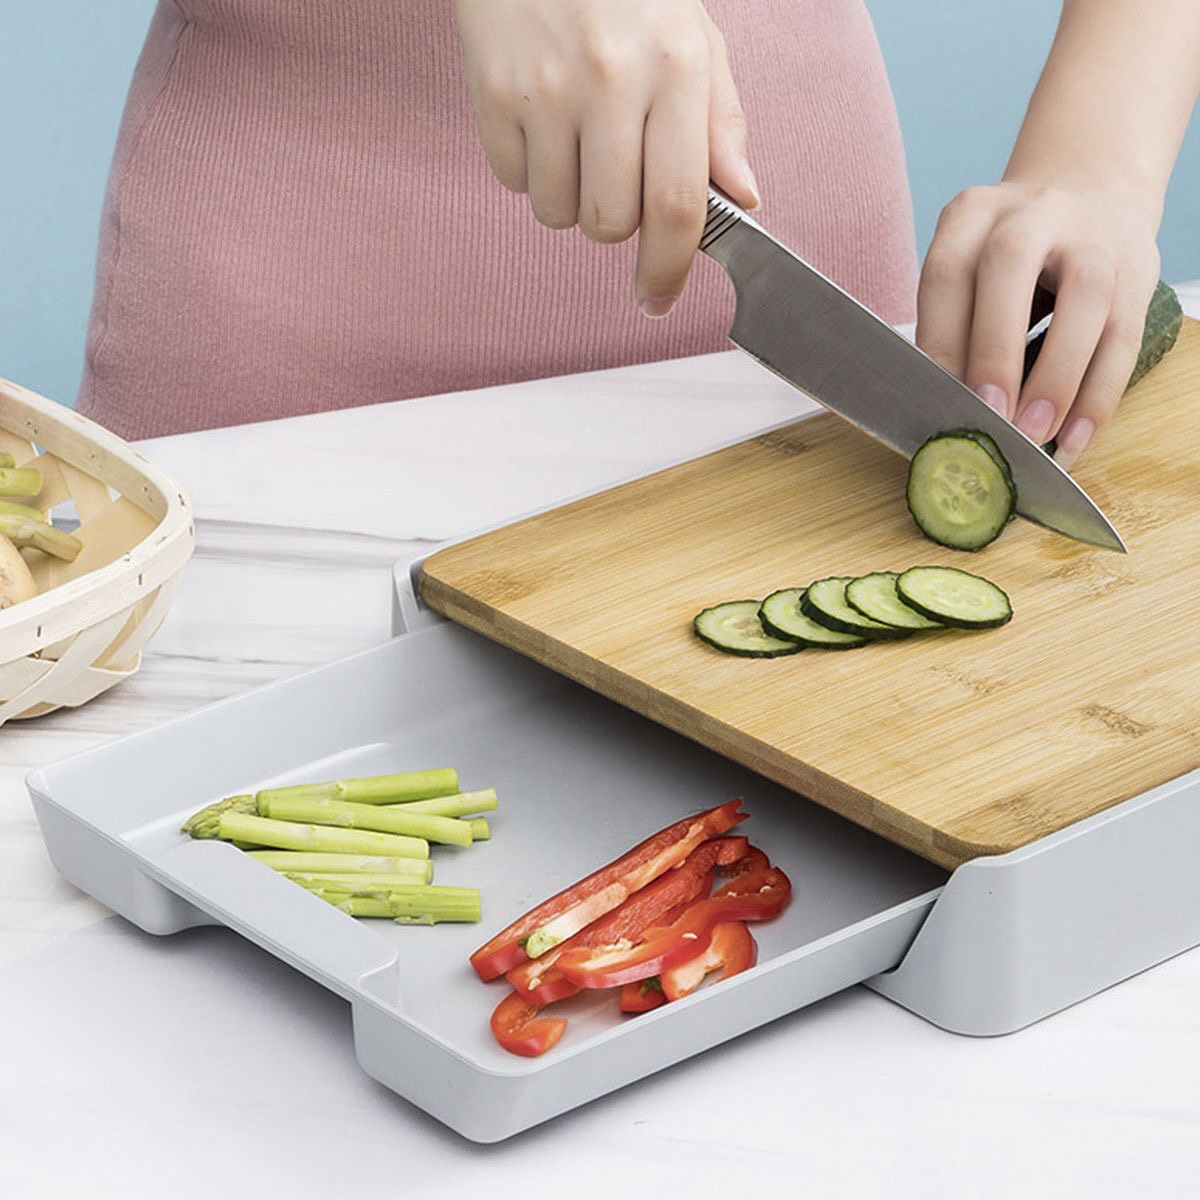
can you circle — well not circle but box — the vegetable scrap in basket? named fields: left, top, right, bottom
left=0, top=456, right=84, bottom=609
left=181, top=768, right=491, bottom=924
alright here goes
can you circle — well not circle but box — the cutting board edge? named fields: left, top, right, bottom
left=420, top=571, right=1033, bottom=870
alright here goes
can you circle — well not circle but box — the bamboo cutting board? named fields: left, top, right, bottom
left=421, top=321, right=1200, bottom=868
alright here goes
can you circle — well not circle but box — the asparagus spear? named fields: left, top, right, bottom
left=182, top=794, right=255, bottom=838
left=392, top=788, right=498, bottom=818
left=183, top=779, right=494, bottom=839
left=186, top=791, right=480, bottom=846
left=291, top=878, right=477, bottom=900
left=258, top=794, right=474, bottom=847
left=0, top=498, right=45, bottom=521
left=282, top=871, right=438, bottom=890
left=0, top=467, right=42, bottom=498
left=469, top=818, right=490, bottom=842
left=255, top=769, right=458, bottom=807
left=218, top=811, right=429, bottom=859
left=0, top=512, right=82, bottom=561
left=297, top=882, right=482, bottom=923
left=388, top=890, right=481, bottom=924
left=317, top=893, right=394, bottom=918
left=247, top=850, right=433, bottom=879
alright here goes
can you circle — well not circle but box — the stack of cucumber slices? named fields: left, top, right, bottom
left=694, top=567, right=1012, bottom=658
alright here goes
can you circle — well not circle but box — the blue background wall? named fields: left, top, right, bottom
left=1, top=1, right=1197, bottom=407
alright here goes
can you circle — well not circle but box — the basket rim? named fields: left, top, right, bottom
left=0, top=376, right=195, bottom=657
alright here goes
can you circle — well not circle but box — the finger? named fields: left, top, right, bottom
left=963, top=214, right=1055, bottom=421
left=703, top=22, right=759, bottom=209
left=1053, top=298, right=1145, bottom=469
left=523, top=113, right=580, bottom=230
left=577, top=94, right=645, bottom=244
left=635, top=59, right=710, bottom=316
left=915, top=195, right=995, bottom=390
left=473, top=106, right=528, bottom=193
left=1015, top=252, right=1115, bottom=445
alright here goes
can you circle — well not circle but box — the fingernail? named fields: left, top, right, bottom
left=1053, top=416, right=1095, bottom=470
left=975, top=383, right=1008, bottom=417
left=1016, top=398, right=1056, bottom=446
left=738, top=159, right=762, bottom=210
left=640, top=296, right=677, bottom=319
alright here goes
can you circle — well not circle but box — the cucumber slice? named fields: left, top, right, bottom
left=845, top=572, right=944, bottom=631
left=800, top=576, right=911, bottom=640
left=906, top=434, right=1016, bottom=551
left=895, top=566, right=1012, bottom=629
left=758, top=589, right=868, bottom=649
left=693, top=600, right=804, bottom=657
left=942, top=428, right=1014, bottom=491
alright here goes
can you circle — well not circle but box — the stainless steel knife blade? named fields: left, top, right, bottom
left=700, top=189, right=1125, bottom=552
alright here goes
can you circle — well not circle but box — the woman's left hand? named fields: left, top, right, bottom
left=915, top=181, right=1161, bottom=468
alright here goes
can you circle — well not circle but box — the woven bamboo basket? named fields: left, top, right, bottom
left=0, top=377, right=194, bottom=725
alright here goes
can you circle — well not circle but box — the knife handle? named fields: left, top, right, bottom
left=698, top=187, right=775, bottom=291
left=700, top=188, right=744, bottom=253
left=1022, top=284, right=1057, bottom=386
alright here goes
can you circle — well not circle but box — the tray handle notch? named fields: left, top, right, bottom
left=152, top=842, right=400, bottom=1002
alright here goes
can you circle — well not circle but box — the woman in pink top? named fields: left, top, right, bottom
left=80, top=1, right=1200, bottom=468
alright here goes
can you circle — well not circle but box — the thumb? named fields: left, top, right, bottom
left=705, top=25, right=760, bottom=210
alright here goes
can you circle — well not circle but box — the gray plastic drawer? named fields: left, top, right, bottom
left=29, top=620, right=946, bottom=1141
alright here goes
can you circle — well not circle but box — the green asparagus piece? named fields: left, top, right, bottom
left=181, top=780, right=489, bottom=841
left=0, top=498, right=44, bottom=521
left=0, top=467, right=43, bottom=498
left=258, top=794, right=474, bottom=847
left=388, top=889, right=481, bottom=924
left=392, top=788, right=498, bottom=818
left=313, top=892, right=394, bottom=918
left=218, top=811, right=429, bottom=859
left=289, top=877, right=476, bottom=900
left=469, top=817, right=490, bottom=842
left=182, top=794, right=255, bottom=838
left=282, top=871, right=440, bottom=890
left=247, top=850, right=433, bottom=879
left=255, top=769, right=459, bottom=808
left=0, top=512, right=82, bottom=561
left=301, top=884, right=482, bottom=923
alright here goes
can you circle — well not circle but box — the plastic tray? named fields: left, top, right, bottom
left=29, top=618, right=946, bottom=1141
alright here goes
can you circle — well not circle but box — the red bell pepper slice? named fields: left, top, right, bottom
left=555, top=864, right=791, bottom=990
left=717, top=845, right=769, bottom=882
left=505, top=836, right=749, bottom=1004
left=620, top=977, right=667, bottom=1013
left=469, top=798, right=745, bottom=980
left=489, top=990, right=567, bottom=1058
left=660, top=920, right=757, bottom=1001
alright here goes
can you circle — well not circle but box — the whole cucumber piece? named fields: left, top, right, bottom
left=1024, top=278, right=1183, bottom=395
left=1128, top=279, right=1184, bottom=389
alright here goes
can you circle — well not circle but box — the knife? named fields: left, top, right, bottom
left=699, top=189, right=1126, bottom=553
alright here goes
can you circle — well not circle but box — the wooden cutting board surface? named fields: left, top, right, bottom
left=421, top=321, right=1200, bottom=867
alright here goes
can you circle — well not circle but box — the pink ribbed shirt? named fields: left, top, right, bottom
left=79, top=0, right=917, bottom=438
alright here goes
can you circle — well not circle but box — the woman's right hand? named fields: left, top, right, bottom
left=453, top=0, right=759, bottom=318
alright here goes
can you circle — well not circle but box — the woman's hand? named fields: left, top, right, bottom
left=453, top=0, right=759, bottom=318
left=917, top=181, right=1161, bottom=468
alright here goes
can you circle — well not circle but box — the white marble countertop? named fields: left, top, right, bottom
left=4, top=290, right=1200, bottom=1197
